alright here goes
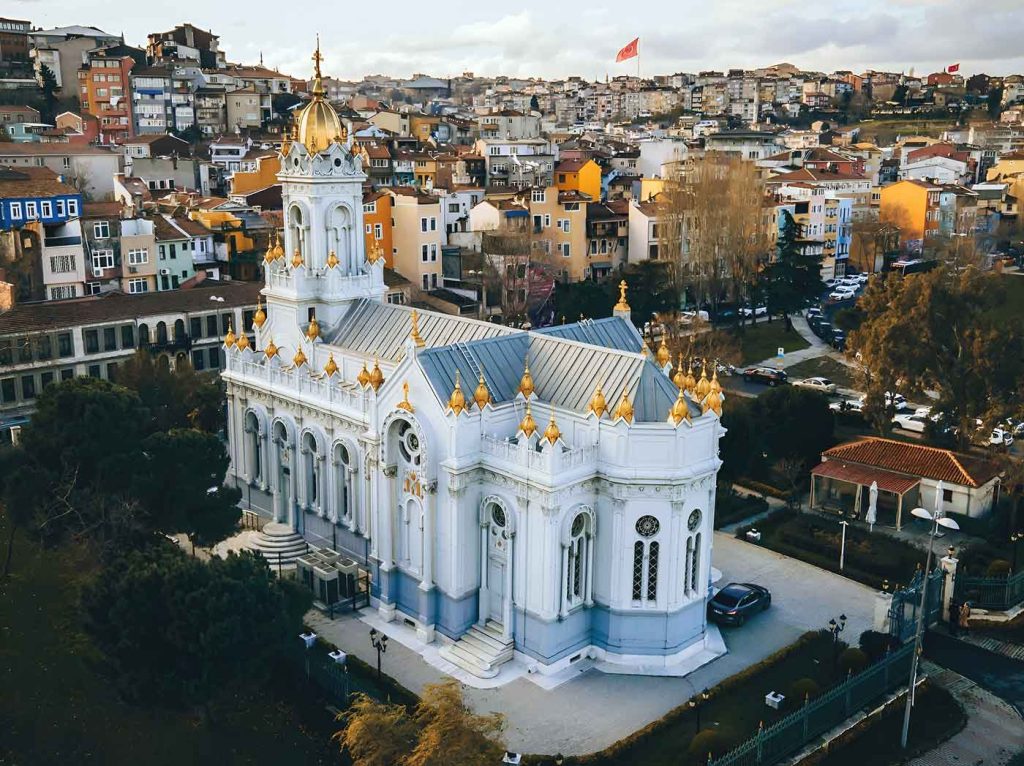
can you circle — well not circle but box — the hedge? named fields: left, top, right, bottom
left=735, top=478, right=792, bottom=501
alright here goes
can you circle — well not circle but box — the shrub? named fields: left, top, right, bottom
left=789, top=677, right=821, bottom=705
left=986, top=559, right=1012, bottom=577
left=688, top=729, right=728, bottom=760
left=859, top=630, right=896, bottom=663
left=838, top=647, right=869, bottom=676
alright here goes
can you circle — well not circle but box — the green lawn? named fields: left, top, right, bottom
left=785, top=357, right=858, bottom=391
left=0, top=520, right=337, bottom=766
left=738, top=322, right=811, bottom=366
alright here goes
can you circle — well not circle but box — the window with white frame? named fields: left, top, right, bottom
left=49, top=254, right=76, bottom=273
left=421, top=244, right=428, bottom=262
left=374, top=223, right=383, bottom=240
left=631, top=515, right=661, bottom=604
left=127, top=278, right=148, bottom=294
left=41, top=201, right=52, bottom=217
left=56, top=199, right=65, bottom=216
left=67, top=199, right=78, bottom=216
left=544, top=214, right=551, bottom=227
left=363, top=201, right=376, bottom=213
left=10, top=201, right=22, bottom=219
left=683, top=509, right=703, bottom=596
left=92, top=250, right=114, bottom=274
left=127, top=248, right=148, bottom=265
left=560, top=242, right=571, bottom=258
left=25, top=201, right=38, bottom=219
left=429, top=244, right=437, bottom=261
left=49, top=285, right=77, bottom=300
left=557, top=218, right=570, bottom=233
left=565, top=513, right=590, bottom=608
left=62, top=156, right=71, bottom=169
left=420, top=217, right=428, bottom=232
left=430, top=217, right=437, bottom=231
left=531, top=189, right=546, bottom=203
left=365, top=223, right=372, bottom=234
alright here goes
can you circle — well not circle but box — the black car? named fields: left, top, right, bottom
left=742, top=367, right=789, bottom=386
left=814, top=322, right=834, bottom=339
left=830, top=330, right=846, bottom=350
left=707, top=582, right=772, bottom=626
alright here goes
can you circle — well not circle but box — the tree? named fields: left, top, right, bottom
left=529, top=95, right=539, bottom=112
left=850, top=266, right=1024, bottom=448
left=116, top=350, right=225, bottom=433
left=623, top=260, right=680, bottom=329
left=850, top=216, right=901, bottom=274
left=39, top=65, right=59, bottom=124
left=82, top=543, right=310, bottom=716
left=761, top=211, right=824, bottom=319
left=0, top=447, right=45, bottom=576
left=753, top=386, right=835, bottom=471
left=335, top=694, right=420, bottom=766
left=987, top=86, right=1004, bottom=119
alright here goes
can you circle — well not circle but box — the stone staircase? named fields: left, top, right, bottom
left=439, top=621, right=514, bottom=678
left=247, top=522, right=308, bottom=567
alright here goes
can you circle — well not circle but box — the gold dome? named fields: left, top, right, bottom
left=474, top=371, right=491, bottom=409
left=367, top=240, right=384, bottom=265
left=695, top=361, right=711, bottom=399
left=709, top=369, right=722, bottom=396
left=264, top=337, right=279, bottom=358
left=672, top=354, right=686, bottom=389
left=669, top=387, right=690, bottom=426
left=296, top=38, right=342, bottom=154
left=704, top=390, right=723, bottom=416
left=613, top=387, right=634, bottom=423
left=589, top=383, right=607, bottom=418
left=543, top=413, right=561, bottom=444
left=324, top=352, right=339, bottom=377
left=410, top=309, right=425, bottom=347
left=291, top=248, right=304, bottom=269
left=272, top=232, right=284, bottom=261
left=263, top=236, right=274, bottom=263
left=235, top=332, right=250, bottom=351
left=292, top=346, right=308, bottom=367
left=448, top=370, right=466, bottom=415
left=252, top=299, right=266, bottom=329
left=306, top=313, right=320, bottom=341
left=223, top=322, right=237, bottom=348
left=614, top=280, right=630, bottom=312
left=518, top=359, right=534, bottom=398
left=656, top=337, right=670, bottom=367
left=357, top=361, right=371, bottom=387
left=683, top=359, right=697, bottom=394
left=326, top=250, right=340, bottom=269
left=368, top=357, right=384, bottom=391
left=396, top=380, right=414, bottom=413
left=519, top=402, right=537, bottom=437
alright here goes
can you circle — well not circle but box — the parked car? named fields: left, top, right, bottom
left=707, top=583, right=772, bottom=626
left=986, top=428, right=1015, bottom=448
left=814, top=321, right=834, bottom=339
left=857, top=392, right=908, bottom=412
left=742, top=367, right=789, bottom=386
left=892, top=413, right=929, bottom=433
left=999, top=418, right=1024, bottom=436
left=823, top=278, right=839, bottom=290
left=794, top=377, right=837, bottom=394
left=830, top=331, right=846, bottom=350
left=828, top=288, right=857, bottom=302
left=805, top=307, right=823, bottom=320
left=680, top=309, right=711, bottom=324
left=830, top=398, right=864, bottom=414
left=740, top=303, right=768, bottom=318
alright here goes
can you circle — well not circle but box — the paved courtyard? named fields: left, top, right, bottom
left=310, top=531, right=878, bottom=756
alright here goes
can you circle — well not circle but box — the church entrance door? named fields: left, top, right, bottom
left=485, top=504, right=509, bottom=627
left=488, top=558, right=505, bottom=623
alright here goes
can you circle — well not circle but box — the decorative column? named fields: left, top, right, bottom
left=584, top=530, right=595, bottom=607
left=380, top=465, right=397, bottom=569
left=315, top=453, right=325, bottom=517
left=327, top=455, right=339, bottom=524
left=940, top=551, right=958, bottom=622
left=559, top=543, right=570, bottom=619
left=502, top=531, right=515, bottom=641
left=226, top=391, right=238, bottom=479
left=478, top=519, right=489, bottom=626
left=420, top=483, right=435, bottom=592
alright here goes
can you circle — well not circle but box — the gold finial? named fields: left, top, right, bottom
left=705, top=389, right=723, bottom=416
left=518, top=402, right=537, bottom=437
left=684, top=358, right=697, bottom=394
left=357, top=360, right=371, bottom=387
left=291, top=248, right=304, bottom=269
left=410, top=309, right=425, bottom=347
left=264, top=236, right=274, bottom=262
left=396, top=380, right=414, bottom=412
left=543, top=412, right=561, bottom=444
left=280, top=125, right=292, bottom=156
left=311, top=34, right=324, bottom=95
left=252, top=298, right=266, bottom=329
left=614, top=280, right=630, bottom=312
left=448, top=370, right=466, bottom=415
left=223, top=321, right=237, bottom=348
left=235, top=331, right=250, bottom=351
left=669, top=387, right=690, bottom=426
left=306, top=312, right=320, bottom=341
left=656, top=336, right=670, bottom=367
left=326, top=250, right=340, bottom=269
left=474, top=370, right=492, bottom=409
left=589, top=382, right=607, bottom=418
left=696, top=360, right=711, bottom=399
left=518, top=358, right=534, bottom=397
left=613, top=387, right=634, bottom=423
left=673, top=353, right=686, bottom=389
left=367, top=240, right=384, bottom=265
left=324, top=352, right=339, bottom=377
left=292, top=345, right=308, bottom=367
left=709, top=368, right=722, bottom=396
left=368, top=357, right=384, bottom=391
left=264, top=337, right=279, bottom=358
left=273, top=231, right=284, bottom=260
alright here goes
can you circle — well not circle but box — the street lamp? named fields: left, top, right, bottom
left=369, top=627, right=388, bottom=680
left=900, top=506, right=960, bottom=749
left=827, top=614, right=847, bottom=673
left=688, top=688, right=711, bottom=733
left=1011, top=531, right=1023, bottom=572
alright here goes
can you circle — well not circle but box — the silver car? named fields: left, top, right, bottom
left=794, top=376, right=837, bottom=394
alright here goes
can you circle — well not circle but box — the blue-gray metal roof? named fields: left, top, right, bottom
left=533, top=316, right=644, bottom=353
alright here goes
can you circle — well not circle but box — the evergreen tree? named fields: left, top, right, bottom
left=761, top=210, right=824, bottom=319
left=39, top=66, right=59, bottom=124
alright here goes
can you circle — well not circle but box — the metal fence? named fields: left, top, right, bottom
left=954, top=569, right=1024, bottom=611
left=287, top=642, right=406, bottom=712
left=708, top=642, right=915, bottom=766
left=888, top=567, right=945, bottom=644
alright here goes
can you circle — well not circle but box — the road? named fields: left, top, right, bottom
left=925, top=631, right=1024, bottom=716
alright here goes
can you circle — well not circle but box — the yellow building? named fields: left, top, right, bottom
left=879, top=179, right=942, bottom=246
left=523, top=186, right=589, bottom=282
left=409, top=114, right=440, bottom=143
left=229, top=152, right=281, bottom=196
left=387, top=187, right=444, bottom=291
left=555, top=158, right=601, bottom=202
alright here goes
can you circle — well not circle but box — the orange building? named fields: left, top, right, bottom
left=362, top=190, right=394, bottom=268
left=77, top=51, right=135, bottom=145
left=230, top=152, right=281, bottom=196
left=555, top=158, right=601, bottom=202
left=879, top=179, right=942, bottom=247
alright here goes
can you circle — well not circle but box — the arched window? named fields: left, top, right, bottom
left=396, top=421, right=421, bottom=466
left=632, top=515, right=661, bottom=605
left=156, top=321, right=168, bottom=344
left=302, top=432, right=321, bottom=512
left=647, top=542, right=659, bottom=601
left=173, top=318, right=185, bottom=340
left=683, top=509, right=703, bottom=597
left=565, top=513, right=588, bottom=607
left=632, top=541, right=644, bottom=601
left=244, top=411, right=262, bottom=483
left=139, top=323, right=150, bottom=346
left=334, top=443, right=351, bottom=523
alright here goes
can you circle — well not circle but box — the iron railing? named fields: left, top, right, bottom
left=954, top=569, right=1024, bottom=611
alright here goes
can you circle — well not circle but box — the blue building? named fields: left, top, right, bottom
left=0, top=166, right=83, bottom=231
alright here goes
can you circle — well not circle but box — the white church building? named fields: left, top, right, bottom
left=222, top=48, right=727, bottom=680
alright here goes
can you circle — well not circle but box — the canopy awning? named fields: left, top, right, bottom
left=812, top=460, right=920, bottom=495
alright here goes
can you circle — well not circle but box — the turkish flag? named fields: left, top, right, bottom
left=947, top=63, right=960, bottom=73
left=616, top=38, right=639, bottom=62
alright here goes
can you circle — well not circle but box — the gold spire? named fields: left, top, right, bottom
left=518, top=402, right=537, bottom=437
left=588, top=382, right=607, bottom=418
left=264, top=236, right=274, bottom=262
left=709, top=368, right=722, bottom=396
left=357, top=361, right=371, bottom=387
left=280, top=124, right=292, bottom=156
left=368, top=357, right=384, bottom=391
left=696, top=360, right=711, bottom=399
left=264, top=337, right=279, bottom=359
left=543, top=412, right=561, bottom=444
left=614, top=280, right=630, bottom=312
left=613, top=387, right=634, bottom=423
left=326, top=250, right=340, bottom=269
left=474, top=371, right=492, bottom=409
left=292, top=346, right=308, bottom=367
left=704, top=389, right=723, bottom=417
left=324, top=352, right=339, bottom=377
left=669, top=387, right=690, bottom=426
left=673, top=353, right=686, bottom=389
left=223, top=322, right=237, bottom=348
left=396, top=380, right=414, bottom=412
left=295, top=36, right=342, bottom=153
left=409, top=309, right=425, bottom=347
left=518, top=358, right=534, bottom=397
left=252, top=298, right=266, bottom=329
left=656, top=336, right=670, bottom=367
left=306, top=312, right=320, bottom=341
left=683, top=358, right=697, bottom=394
left=448, top=370, right=467, bottom=415
left=235, top=331, right=250, bottom=351
left=291, top=248, right=304, bottom=269
left=367, top=240, right=384, bottom=265
left=273, top=231, right=284, bottom=261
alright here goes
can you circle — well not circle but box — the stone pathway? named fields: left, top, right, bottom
left=907, top=663, right=1024, bottom=766
left=959, top=633, right=1024, bottom=663
left=750, top=314, right=829, bottom=370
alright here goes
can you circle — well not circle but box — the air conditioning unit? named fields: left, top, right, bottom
left=128, top=266, right=138, bottom=274
left=159, top=268, right=171, bottom=276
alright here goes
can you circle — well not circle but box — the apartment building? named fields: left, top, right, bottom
left=78, top=49, right=136, bottom=144
left=387, top=187, right=444, bottom=291
left=879, top=178, right=943, bottom=250
left=474, top=137, right=555, bottom=189
left=585, top=200, right=629, bottom=279
left=0, top=143, right=122, bottom=200
left=362, top=190, right=393, bottom=268
left=119, top=217, right=157, bottom=294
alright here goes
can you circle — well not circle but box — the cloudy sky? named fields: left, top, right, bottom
left=15, top=0, right=1024, bottom=81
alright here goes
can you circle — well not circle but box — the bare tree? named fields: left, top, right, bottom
left=850, top=214, right=901, bottom=274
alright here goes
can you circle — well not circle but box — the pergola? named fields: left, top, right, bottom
left=810, top=460, right=921, bottom=530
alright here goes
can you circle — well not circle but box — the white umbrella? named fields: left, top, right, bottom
left=866, top=481, right=878, bottom=532
left=934, top=480, right=944, bottom=517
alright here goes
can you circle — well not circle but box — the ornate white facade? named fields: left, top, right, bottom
left=222, top=95, right=725, bottom=677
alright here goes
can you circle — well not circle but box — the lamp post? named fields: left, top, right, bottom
left=689, top=688, right=711, bottom=733
left=369, top=627, right=388, bottom=680
left=900, top=506, right=960, bottom=749
left=827, top=614, right=847, bottom=674
left=300, top=631, right=317, bottom=680
left=839, top=521, right=849, bottom=571
left=1011, top=532, right=1023, bottom=572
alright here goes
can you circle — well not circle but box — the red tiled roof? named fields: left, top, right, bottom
left=821, top=437, right=999, bottom=489
left=812, top=460, right=920, bottom=495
